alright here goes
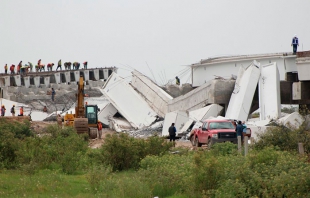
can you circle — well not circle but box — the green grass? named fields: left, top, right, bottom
left=0, top=170, right=91, bottom=198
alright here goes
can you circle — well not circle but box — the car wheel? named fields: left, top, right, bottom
left=190, top=136, right=196, bottom=146
left=195, top=137, right=202, bottom=147
left=208, top=138, right=212, bottom=149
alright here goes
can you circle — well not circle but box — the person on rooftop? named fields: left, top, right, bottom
left=291, top=34, right=299, bottom=55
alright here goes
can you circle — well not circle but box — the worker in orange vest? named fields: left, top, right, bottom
left=10, top=64, right=15, bottom=74
left=47, top=63, right=54, bottom=71
left=17, top=61, right=22, bottom=74
left=1, top=105, right=6, bottom=116
left=18, top=107, right=23, bottom=116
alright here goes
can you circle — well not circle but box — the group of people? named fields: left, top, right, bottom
left=4, top=60, right=88, bottom=74
left=1, top=104, right=23, bottom=116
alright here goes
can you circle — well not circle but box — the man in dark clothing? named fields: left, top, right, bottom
left=291, top=34, right=299, bottom=55
left=175, top=76, right=180, bottom=85
left=168, top=123, right=177, bottom=142
left=51, top=88, right=56, bottom=101
left=235, top=120, right=244, bottom=143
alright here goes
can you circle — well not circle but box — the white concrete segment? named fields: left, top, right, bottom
left=64, top=72, right=71, bottom=83
left=225, top=60, right=261, bottom=121
left=296, top=57, right=310, bottom=81
left=277, top=112, right=304, bottom=129
left=98, top=103, right=118, bottom=126
left=14, top=75, right=21, bottom=86
left=74, top=71, right=80, bottom=83
left=93, top=69, right=99, bottom=80
left=54, top=73, right=61, bottom=84
left=2, top=76, right=10, bottom=87
left=24, top=76, right=30, bottom=88
left=83, top=70, right=89, bottom=81
left=44, top=76, right=50, bottom=88
left=293, top=82, right=301, bottom=100
left=259, top=62, right=281, bottom=120
left=162, top=110, right=189, bottom=136
left=131, top=70, right=173, bottom=117
left=102, top=72, right=158, bottom=129
left=34, top=76, right=40, bottom=88
left=103, top=68, right=109, bottom=79
left=190, top=104, right=223, bottom=121
left=190, top=52, right=296, bottom=87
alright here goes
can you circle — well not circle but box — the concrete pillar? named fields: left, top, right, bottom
left=64, top=71, right=71, bottom=83
left=24, top=76, right=30, bottom=88
left=298, top=143, right=305, bottom=154
left=4, top=76, right=10, bottom=87
left=93, top=69, right=99, bottom=80
left=34, top=76, right=40, bottom=88
left=44, top=76, right=50, bottom=88
left=244, top=136, right=249, bottom=156
left=14, top=75, right=21, bottom=86
left=0, top=78, right=4, bottom=87
left=103, top=68, right=109, bottom=79
left=238, top=136, right=241, bottom=153
left=74, top=71, right=80, bottom=82
left=54, top=73, right=61, bottom=84
left=83, top=70, right=89, bottom=81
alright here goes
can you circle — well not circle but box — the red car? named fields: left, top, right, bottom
left=189, top=119, right=238, bottom=148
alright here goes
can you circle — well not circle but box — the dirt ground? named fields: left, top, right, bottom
left=30, top=121, right=194, bottom=149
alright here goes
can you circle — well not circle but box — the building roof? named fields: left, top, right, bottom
left=190, top=52, right=296, bottom=67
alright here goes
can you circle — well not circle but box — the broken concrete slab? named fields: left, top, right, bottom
left=225, top=60, right=261, bottom=121
left=102, top=72, right=158, bottom=129
left=277, top=112, right=304, bottom=129
left=168, top=79, right=235, bottom=112
left=131, top=70, right=173, bottom=117
left=259, top=62, right=281, bottom=120
left=162, top=110, right=189, bottom=137
left=109, top=117, right=133, bottom=132
left=98, top=103, right=117, bottom=126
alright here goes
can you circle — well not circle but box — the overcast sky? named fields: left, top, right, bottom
left=1, top=0, right=310, bottom=85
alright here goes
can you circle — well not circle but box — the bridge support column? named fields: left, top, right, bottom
left=34, top=76, right=40, bottom=88
left=74, top=71, right=80, bottom=83
left=94, top=69, right=99, bottom=80
left=44, top=76, right=50, bottom=88
left=103, top=68, right=109, bottom=79
left=24, top=76, right=30, bottom=88
left=64, top=72, right=71, bottom=83
left=83, top=70, right=89, bottom=81
left=14, top=75, right=21, bottom=86
left=54, top=73, right=61, bottom=84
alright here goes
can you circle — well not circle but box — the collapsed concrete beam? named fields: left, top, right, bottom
left=98, top=103, right=118, bottom=126
left=259, top=62, right=281, bottom=120
left=277, top=112, right=304, bottom=129
left=131, top=70, right=173, bottom=117
left=225, top=61, right=261, bottom=121
left=168, top=79, right=235, bottom=112
left=179, top=104, right=223, bottom=133
left=162, top=110, right=189, bottom=137
left=102, top=72, right=158, bottom=129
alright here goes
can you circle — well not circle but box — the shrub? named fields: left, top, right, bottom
left=100, top=133, right=173, bottom=171
left=254, top=122, right=310, bottom=153
left=17, top=125, right=88, bottom=174
left=0, top=118, right=33, bottom=169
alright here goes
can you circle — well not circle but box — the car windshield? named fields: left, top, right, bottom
left=209, top=122, right=234, bottom=129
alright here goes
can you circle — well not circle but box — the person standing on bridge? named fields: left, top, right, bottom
left=10, top=64, right=15, bottom=74
left=4, top=64, right=8, bottom=74
left=11, top=105, right=15, bottom=116
left=28, top=62, right=33, bottom=72
left=56, top=59, right=62, bottom=71
left=17, top=61, right=22, bottom=74
left=291, top=34, right=299, bottom=55
left=47, top=63, right=54, bottom=71
left=83, top=61, right=88, bottom=69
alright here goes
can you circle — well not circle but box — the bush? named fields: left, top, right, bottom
left=254, top=122, right=310, bottom=153
left=100, top=133, right=173, bottom=171
left=0, top=118, right=33, bottom=169
left=16, top=125, right=88, bottom=174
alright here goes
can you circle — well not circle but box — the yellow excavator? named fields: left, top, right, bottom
left=64, top=76, right=102, bottom=139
